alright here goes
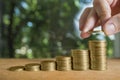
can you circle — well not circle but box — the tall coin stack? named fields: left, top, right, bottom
left=71, top=50, right=89, bottom=70
left=89, top=40, right=107, bottom=70
left=56, top=56, right=72, bottom=71
left=41, top=60, right=56, bottom=71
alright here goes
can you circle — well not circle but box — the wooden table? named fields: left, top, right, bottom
left=0, top=59, right=120, bottom=80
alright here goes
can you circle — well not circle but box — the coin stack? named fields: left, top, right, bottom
left=41, top=60, right=56, bottom=71
left=25, top=63, right=40, bottom=71
left=8, top=66, right=25, bottom=71
left=56, top=56, right=72, bottom=71
left=89, top=40, right=107, bottom=70
left=71, top=49, right=89, bottom=70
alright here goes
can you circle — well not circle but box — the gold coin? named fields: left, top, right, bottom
left=71, top=49, right=89, bottom=54
left=88, top=30, right=103, bottom=34
left=91, top=64, right=107, bottom=70
left=56, top=56, right=71, bottom=61
left=89, top=40, right=106, bottom=43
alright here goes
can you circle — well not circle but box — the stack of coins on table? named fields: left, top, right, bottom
left=89, top=40, right=107, bottom=70
left=25, top=63, right=40, bottom=71
left=41, top=60, right=56, bottom=71
left=56, top=56, right=72, bottom=71
left=8, top=66, right=25, bottom=71
left=71, top=50, right=89, bottom=70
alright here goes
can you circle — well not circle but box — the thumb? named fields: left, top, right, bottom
left=103, top=13, right=120, bottom=35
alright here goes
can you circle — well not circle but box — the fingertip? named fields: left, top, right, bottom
left=80, top=32, right=91, bottom=39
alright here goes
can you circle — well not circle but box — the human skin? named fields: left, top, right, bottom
left=79, top=0, right=120, bottom=38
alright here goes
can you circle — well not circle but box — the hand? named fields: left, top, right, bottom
left=79, top=0, right=120, bottom=38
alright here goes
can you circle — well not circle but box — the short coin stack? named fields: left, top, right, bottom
left=41, top=60, right=56, bottom=71
left=71, top=50, right=89, bottom=70
left=8, top=66, right=24, bottom=71
left=89, top=40, right=107, bottom=70
left=25, top=63, right=40, bottom=71
left=56, top=56, right=72, bottom=71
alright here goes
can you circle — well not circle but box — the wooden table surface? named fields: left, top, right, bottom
left=0, top=59, right=120, bottom=80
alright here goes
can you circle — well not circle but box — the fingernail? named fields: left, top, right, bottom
left=104, top=24, right=115, bottom=35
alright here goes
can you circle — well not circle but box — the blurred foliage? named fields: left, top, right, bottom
left=0, top=0, right=113, bottom=58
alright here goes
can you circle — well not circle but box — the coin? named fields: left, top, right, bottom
left=91, top=64, right=107, bottom=71
left=88, top=30, right=103, bottom=34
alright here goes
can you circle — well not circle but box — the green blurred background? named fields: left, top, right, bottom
left=0, top=0, right=113, bottom=58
